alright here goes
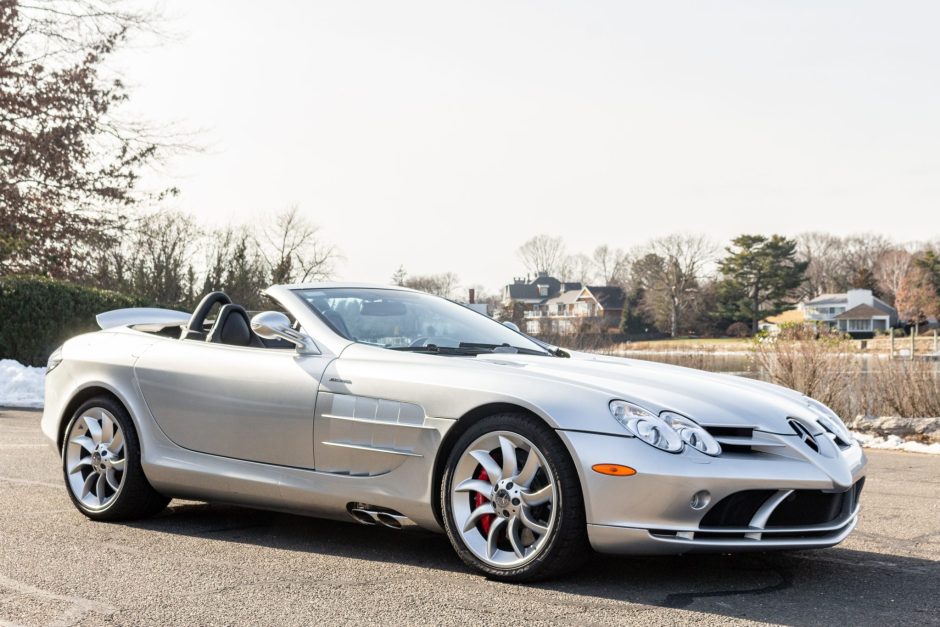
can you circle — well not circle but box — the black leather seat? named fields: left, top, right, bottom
left=206, top=304, right=264, bottom=347
left=181, top=291, right=232, bottom=340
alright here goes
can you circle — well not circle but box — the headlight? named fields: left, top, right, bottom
left=661, top=411, right=722, bottom=456
left=46, top=346, right=63, bottom=374
left=804, top=397, right=852, bottom=443
left=609, top=400, right=683, bottom=453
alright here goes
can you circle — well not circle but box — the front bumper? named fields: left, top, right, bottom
left=558, top=429, right=867, bottom=555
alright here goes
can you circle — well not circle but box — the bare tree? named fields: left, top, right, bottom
left=875, top=248, right=913, bottom=305
left=633, top=234, right=715, bottom=337
left=558, top=253, right=594, bottom=284
left=796, top=232, right=843, bottom=298
left=203, top=228, right=238, bottom=294
left=839, top=234, right=892, bottom=292
left=896, top=265, right=940, bottom=330
left=0, top=0, right=190, bottom=279
left=404, top=272, right=460, bottom=299
left=517, top=235, right=565, bottom=277
left=258, top=206, right=338, bottom=284
left=93, top=210, right=201, bottom=308
left=592, top=245, right=631, bottom=286
left=391, top=265, right=407, bottom=286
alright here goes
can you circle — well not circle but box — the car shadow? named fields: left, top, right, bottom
left=128, top=501, right=940, bottom=626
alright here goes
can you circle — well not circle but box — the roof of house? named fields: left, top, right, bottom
left=504, top=276, right=582, bottom=301
left=805, top=293, right=846, bottom=306
left=804, top=290, right=897, bottom=316
left=870, top=299, right=896, bottom=316
left=763, top=308, right=805, bottom=325
left=586, top=286, right=626, bottom=310
left=504, top=276, right=558, bottom=300
left=544, top=290, right=583, bottom=306
left=834, top=304, right=890, bottom=320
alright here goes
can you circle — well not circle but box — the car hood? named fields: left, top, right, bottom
left=473, top=351, right=820, bottom=434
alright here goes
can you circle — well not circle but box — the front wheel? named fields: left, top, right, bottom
left=62, top=396, right=169, bottom=521
left=441, top=413, right=589, bottom=581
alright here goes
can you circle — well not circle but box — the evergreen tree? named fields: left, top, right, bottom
left=717, top=234, right=808, bottom=333
left=914, top=250, right=940, bottom=294
left=619, top=286, right=656, bottom=335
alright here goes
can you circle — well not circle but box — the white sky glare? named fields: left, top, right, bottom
left=123, top=1, right=940, bottom=292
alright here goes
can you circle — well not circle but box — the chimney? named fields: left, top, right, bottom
left=468, top=288, right=476, bottom=304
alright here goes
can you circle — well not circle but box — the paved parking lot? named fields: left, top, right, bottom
left=0, top=408, right=937, bottom=626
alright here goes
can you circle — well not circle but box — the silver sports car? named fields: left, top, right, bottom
left=41, top=283, right=867, bottom=581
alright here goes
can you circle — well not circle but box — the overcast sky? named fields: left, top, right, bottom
left=122, top=1, right=940, bottom=293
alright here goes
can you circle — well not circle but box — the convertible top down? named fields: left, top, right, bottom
left=42, top=283, right=867, bottom=581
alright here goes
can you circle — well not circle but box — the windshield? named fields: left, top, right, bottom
left=293, top=288, right=551, bottom=356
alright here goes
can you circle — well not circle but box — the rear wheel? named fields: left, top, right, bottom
left=441, top=413, right=589, bottom=581
left=62, top=396, right=169, bottom=521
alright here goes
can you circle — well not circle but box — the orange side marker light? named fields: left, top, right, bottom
left=591, top=464, right=637, bottom=477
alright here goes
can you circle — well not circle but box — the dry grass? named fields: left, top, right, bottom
left=613, top=338, right=752, bottom=353
left=751, top=325, right=940, bottom=418
left=866, top=361, right=940, bottom=418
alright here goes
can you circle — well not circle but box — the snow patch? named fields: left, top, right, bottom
left=852, top=431, right=940, bottom=455
left=0, top=360, right=45, bottom=409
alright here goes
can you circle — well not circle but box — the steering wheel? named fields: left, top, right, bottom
left=181, top=291, right=232, bottom=340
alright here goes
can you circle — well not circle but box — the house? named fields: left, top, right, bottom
left=502, top=273, right=582, bottom=306
left=803, top=289, right=897, bottom=337
left=762, top=289, right=898, bottom=338
left=503, top=274, right=625, bottom=334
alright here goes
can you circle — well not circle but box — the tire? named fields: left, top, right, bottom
left=440, top=412, right=590, bottom=581
left=61, top=396, right=170, bottom=521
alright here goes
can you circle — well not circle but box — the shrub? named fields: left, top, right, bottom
left=725, top=321, right=750, bottom=338
left=749, top=322, right=940, bottom=418
left=750, top=323, right=855, bottom=415
left=866, top=361, right=940, bottom=418
left=0, top=275, right=141, bottom=366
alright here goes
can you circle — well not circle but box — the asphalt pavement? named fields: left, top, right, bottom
left=0, top=408, right=937, bottom=626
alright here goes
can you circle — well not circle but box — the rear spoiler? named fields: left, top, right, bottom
left=96, top=308, right=191, bottom=332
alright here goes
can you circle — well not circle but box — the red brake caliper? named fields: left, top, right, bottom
left=474, top=468, right=496, bottom=534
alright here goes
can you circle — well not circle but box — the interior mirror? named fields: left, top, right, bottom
left=501, top=320, right=521, bottom=332
left=250, top=311, right=319, bottom=354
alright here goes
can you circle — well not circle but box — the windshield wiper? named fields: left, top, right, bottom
left=458, top=342, right=551, bottom=356
left=389, top=344, right=495, bottom=356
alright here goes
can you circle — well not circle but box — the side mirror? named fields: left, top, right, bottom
left=250, top=311, right=320, bottom=354
left=501, top=320, right=521, bottom=332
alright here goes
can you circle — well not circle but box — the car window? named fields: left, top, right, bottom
left=294, top=287, right=550, bottom=355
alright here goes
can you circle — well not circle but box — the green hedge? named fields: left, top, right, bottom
left=0, top=276, right=141, bottom=366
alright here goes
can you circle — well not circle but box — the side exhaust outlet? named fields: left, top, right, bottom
left=346, top=503, right=416, bottom=530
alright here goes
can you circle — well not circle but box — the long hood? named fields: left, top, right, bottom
left=472, top=352, right=816, bottom=434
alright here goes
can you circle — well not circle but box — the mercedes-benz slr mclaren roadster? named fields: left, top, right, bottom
left=41, top=284, right=867, bottom=581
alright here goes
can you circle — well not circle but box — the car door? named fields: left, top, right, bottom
left=134, top=338, right=331, bottom=469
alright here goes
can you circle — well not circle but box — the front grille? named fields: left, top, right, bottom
left=700, top=490, right=775, bottom=527
left=767, top=478, right=864, bottom=527
left=700, top=479, right=865, bottom=530
left=703, top=426, right=756, bottom=454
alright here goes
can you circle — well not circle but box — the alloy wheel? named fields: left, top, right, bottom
left=65, top=407, right=126, bottom=510
left=450, top=431, right=557, bottom=568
